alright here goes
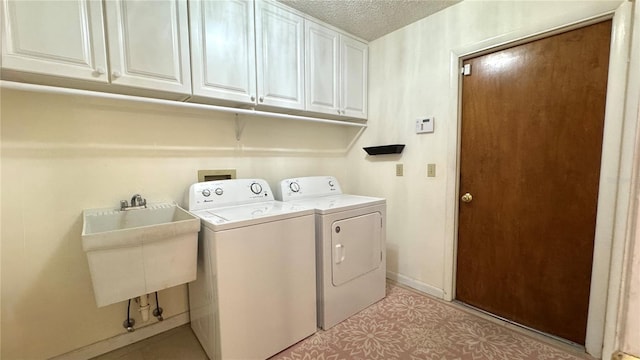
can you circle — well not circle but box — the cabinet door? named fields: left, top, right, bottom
left=255, top=1, right=304, bottom=110
left=1, top=0, right=108, bottom=82
left=340, top=35, right=368, bottom=119
left=105, top=0, right=191, bottom=94
left=190, top=0, right=256, bottom=104
left=305, top=21, right=339, bottom=116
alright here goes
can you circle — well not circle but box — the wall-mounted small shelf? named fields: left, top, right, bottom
left=363, top=144, right=405, bottom=155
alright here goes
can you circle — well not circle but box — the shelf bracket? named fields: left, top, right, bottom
left=234, top=113, right=247, bottom=141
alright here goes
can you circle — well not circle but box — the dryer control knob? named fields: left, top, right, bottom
left=214, top=188, right=223, bottom=196
left=328, top=180, right=334, bottom=187
left=250, top=182, right=262, bottom=194
left=289, top=182, right=300, bottom=193
left=202, top=189, right=211, bottom=197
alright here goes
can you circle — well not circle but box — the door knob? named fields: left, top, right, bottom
left=461, top=193, right=473, bottom=203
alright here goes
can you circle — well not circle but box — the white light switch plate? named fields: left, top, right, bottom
left=416, top=117, right=434, bottom=134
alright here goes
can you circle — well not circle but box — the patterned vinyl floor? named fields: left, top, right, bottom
left=269, top=282, right=590, bottom=360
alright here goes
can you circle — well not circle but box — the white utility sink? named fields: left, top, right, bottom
left=82, top=203, right=200, bottom=307
left=82, top=203, right=199, bottom=249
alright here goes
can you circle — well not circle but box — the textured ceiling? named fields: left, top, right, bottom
left=278, top=0, right=461, bottom=41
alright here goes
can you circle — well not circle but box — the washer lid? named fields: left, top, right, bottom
left=286, top=194, right=385, bottom=214
left=193, top=201, right=314, bottom=230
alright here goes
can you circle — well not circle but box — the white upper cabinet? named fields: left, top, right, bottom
left=189, top=0, right=256, bottom=104
left=105, top=0, right=191, bottom=95
left=305, top=21, right=339, bottom=115
left=255, top=1, right=305, bottom=111
left=306, top=21, right=368, bottom=119
left=1, top=0, right=108, bottom=82
left=341, top=36, right=368, bottom=119
left=1, top=0, right=367, bottom=120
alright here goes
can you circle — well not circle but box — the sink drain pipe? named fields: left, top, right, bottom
left=123, top=292, right=163, bottom=332
left=137, top=294, right=151, bottom=322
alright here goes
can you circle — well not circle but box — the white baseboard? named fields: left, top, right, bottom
left=386, top=271, right=445, bottom=299
left=50, top=312, right=190, bottom=360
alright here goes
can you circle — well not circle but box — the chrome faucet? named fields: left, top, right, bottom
left=120, top=194, right=147, bottom=211
left=131, top=194, right=143, bottom=207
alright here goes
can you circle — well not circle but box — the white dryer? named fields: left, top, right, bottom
left=277, top=176, right=386, bottom=330
left=187, top=179, right=317, bottom=360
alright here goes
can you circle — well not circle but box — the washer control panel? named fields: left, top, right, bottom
left=277, top=176, right=342, bottom=201
left=188, top=179, right=273, bottom=211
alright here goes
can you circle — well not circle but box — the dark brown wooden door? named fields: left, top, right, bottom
left=456, top=21, right=611, bottom=345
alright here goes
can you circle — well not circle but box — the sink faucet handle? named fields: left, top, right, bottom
left=120, top=200, right=128, bottom=211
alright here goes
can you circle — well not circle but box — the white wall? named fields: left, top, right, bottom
left=0, top=88, right=356, bottom=359
left=344, top=1, right=632, bottom=356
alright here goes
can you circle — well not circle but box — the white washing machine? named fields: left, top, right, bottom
left=276, top=176, right=386, bottom=330
left=187, top=179, right=317, bottom=360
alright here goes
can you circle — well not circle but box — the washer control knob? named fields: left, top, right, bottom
left=202, top=189, right=211, bottom=197
left=214, top=188, right=223, bottom=196
left=289, top=182, right=300, bottom=193
left=250, top=182, right=262, bottom=194
left=328, top=180, right=334, bottom=187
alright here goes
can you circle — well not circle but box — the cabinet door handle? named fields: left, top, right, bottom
left=259, top=96, right=264, bottom=102
left=112, top=70, right=121, bottom=78
left=93, top=67, right=105, bottom=76
left=250, top=96, right=255, bottom=101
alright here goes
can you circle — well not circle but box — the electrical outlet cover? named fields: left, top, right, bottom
left=427, top=163, right=436, bottom=177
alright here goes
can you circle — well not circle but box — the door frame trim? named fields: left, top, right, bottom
left=443, top=2, right=637, bottom=358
